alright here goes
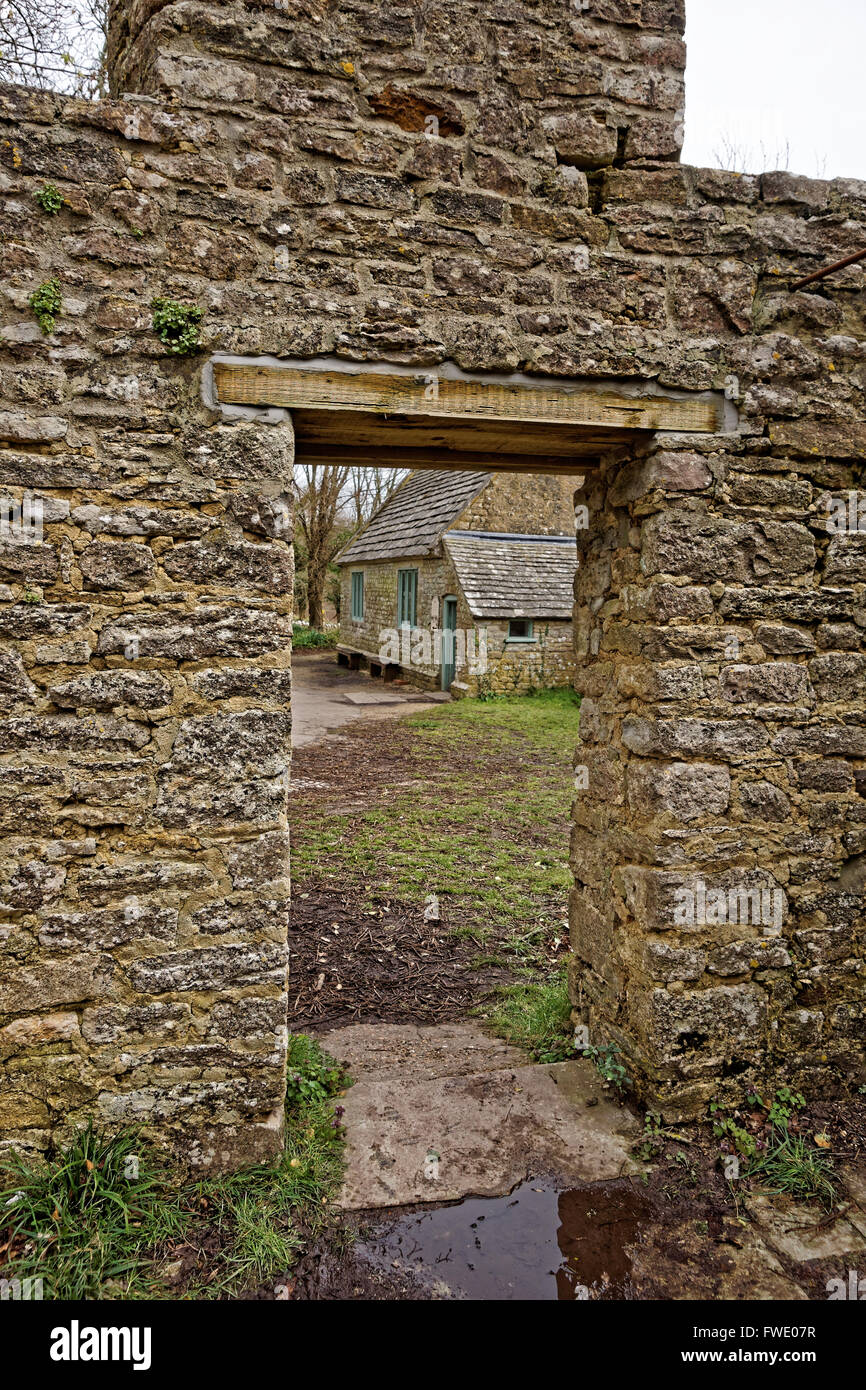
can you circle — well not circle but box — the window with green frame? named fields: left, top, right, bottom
left=397, top=568, right=418, bottom=627
left=350, top=570, right=364, bottom=621
left=507, top=618, right=534, bottom=641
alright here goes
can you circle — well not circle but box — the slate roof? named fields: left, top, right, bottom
left=443, top=531, right=577, bottom=619
left=337, top=469, right=491, bottom=563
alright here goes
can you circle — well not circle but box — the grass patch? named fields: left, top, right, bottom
left=0, top=1035, right=348, bottom=1300
left=482, top=970, right=574, bottom=1063
left=746, top=1129, right=837, bottom=1208
left=293, top=625, right=340, bottom=649
left=290, top=689, right=580, bottom=961
left=712, top=1088, right=838, bottom=1208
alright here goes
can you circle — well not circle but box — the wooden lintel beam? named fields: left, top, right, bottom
left=294, top=444, right=595, bottom=475
left=214, top=362, right=721, bottom=435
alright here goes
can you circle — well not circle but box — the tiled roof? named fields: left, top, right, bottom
left=444, top=531, right=577, bottom=619
left=337, top=469, right=491, bottom=563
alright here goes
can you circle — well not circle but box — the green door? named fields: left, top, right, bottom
left=441, top=597, right=458, bottom=690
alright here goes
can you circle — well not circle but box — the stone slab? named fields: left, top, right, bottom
left=319, top=1022, right=640, bottom=1210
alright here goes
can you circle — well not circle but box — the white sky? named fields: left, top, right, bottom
left=682, top=0, right=866, bottom=180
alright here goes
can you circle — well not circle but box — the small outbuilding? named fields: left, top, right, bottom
left=336, top=469, right=578, bottom=695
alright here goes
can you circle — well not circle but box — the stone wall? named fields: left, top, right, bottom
left=462, top=618, right=577, bottom=696
left=340, top=552, right=457, bottom=686
left=572, top=424, right=866, bottom=1117
left=451, top=472, right=578, bottom=536
left=0, top=74, right=297, bottom=1160
left=340, top=555, right=576, bottom=694
left=0, top=0, right=863, bottom=1156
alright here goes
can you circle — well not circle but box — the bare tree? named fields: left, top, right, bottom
left=294, top=464, right=407, bottom=627
left=0, top=0, right=108, bottom=97
left=712, top=134, right=806, bottom=177
left=345, top=465, right=407, bottom=527
left=294, top=464, right=352, bottom=630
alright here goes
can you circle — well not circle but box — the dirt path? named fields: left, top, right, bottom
left=285, top=677, right=866, bottom=1301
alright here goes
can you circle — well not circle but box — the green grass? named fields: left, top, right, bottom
left=0, top=1035, right=348, bottom=1300
left=293, top=625, right=340, bottom=649
left=712, top=1088, right=839, bottom=1209
left=482, top=970, right=575, bottom=1063
left=746, top=1128, right=837, bottom=1208
left=291, top=689, right=580, bottom=962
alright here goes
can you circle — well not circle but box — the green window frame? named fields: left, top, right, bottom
left=350, top=570, right=364, bottom=622
left=397, top=568, right=418, bottom=627
left=507, top=618, right=534, bottom=642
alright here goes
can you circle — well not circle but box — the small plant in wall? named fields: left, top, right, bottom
left=29, top=277, right=62, bottom=335
left=35, top=183, right=63, bottom=215
left=151, top=296, right=204, bottom=355
left=583, top=1041, right=631, bottom=1095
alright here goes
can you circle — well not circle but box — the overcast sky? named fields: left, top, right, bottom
left=682, top=0, right=866, bottom=180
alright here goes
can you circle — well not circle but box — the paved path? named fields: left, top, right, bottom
left=318, top=1021, right=641, bottom=1209
left=292, top=649, right=448, bottom=748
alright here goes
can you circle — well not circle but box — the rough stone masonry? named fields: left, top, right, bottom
left=0, top=0, right=863, bottom=1162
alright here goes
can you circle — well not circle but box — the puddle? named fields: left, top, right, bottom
left=356, top=1179, right=648, bottom=1300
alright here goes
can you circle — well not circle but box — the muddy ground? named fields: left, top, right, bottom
left=281, top=692, right=865, bottom=1302
left=258, top=1091, right=866, bottom=1302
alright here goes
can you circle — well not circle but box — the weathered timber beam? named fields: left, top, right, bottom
left=213, top=362, right=721, bottom=434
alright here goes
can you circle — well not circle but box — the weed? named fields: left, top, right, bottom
left=35, top=183, right=63, bottom=215
left=292, top=624, right=339, bottom=650
left=0, top=1035, right=349, bottom=1300
left=710, top=1102, right=758, bottom=1158
left=0, top=1123, right=162, bottom=1299
left=29, top=277, right=62, bottom=335
left=151, top=296, right=203, bottom=355
left=711, top=1088, right=837, bottom=1207
left=747, top=1129, right=836, bottom=1207
left=485, top=971, right=574, bottom=1063
left=285, top=1033, right=349, bottom=1114
left=583, top=1041, right=631, bottom=1094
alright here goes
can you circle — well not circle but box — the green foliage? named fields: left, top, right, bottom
left=583, top=1041, right=631, bottom=1094
left=29, top=277, right=62, bottom=334
left=151, top=296, right=204, bottom=355
left=747, top=1129, right=837, bottom=1207
left=711, top=1088, right=837, bottom=1206
left=485, top=971, right=574, bottom=1063
left=0, top=1036, right=350, bottom=1300
left=710, top=1102, right=758, bottom=1158
left=0, top=1123, right=161, bottom=1299
left=292, top=624, right=340, bottom=650
left=764, top=1086, right=806, bottom=1128
left=35, top=183, right=64, bottom=215
left=285, top=1033, right=349, bottom=1116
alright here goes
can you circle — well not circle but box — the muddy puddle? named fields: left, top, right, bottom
left=355, top=1179, right=648, bottom=1300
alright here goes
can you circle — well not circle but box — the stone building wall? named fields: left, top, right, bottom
left=0, top=0, right=863, bottom=1157
left=340, top=551, right=460, bottom=686
left=0, top=76, right=297, bottom=1162
left=340, top=555, right=576, bottom=694
left=462, top=617, right=577, bottom=696
left=571, top=396, right=866, bottom=1116
left=451, top=473, right=578, bottom=536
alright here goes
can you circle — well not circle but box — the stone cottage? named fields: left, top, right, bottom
left=336, top=469, right=578, bottom=693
